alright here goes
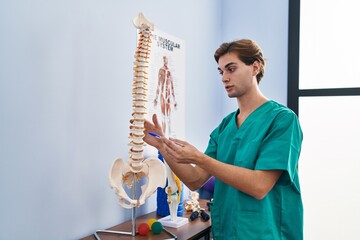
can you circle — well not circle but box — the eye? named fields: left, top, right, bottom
left=218, top=70, right=223, bottom=76
left=227, top=67, right=236, bottom=73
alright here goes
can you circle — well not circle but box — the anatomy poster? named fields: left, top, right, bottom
left=142, top=28, right=185, bottom=155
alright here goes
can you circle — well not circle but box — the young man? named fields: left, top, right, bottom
left=144, top=39, right=303, bottom=240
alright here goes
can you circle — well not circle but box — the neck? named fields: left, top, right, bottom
left=236, top=84, right=268, bottom=115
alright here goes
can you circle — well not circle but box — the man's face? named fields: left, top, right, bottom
left=217, top=52, right=256, bottom=98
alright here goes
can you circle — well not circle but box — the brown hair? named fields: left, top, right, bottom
left=214, top=39, right=266, bottom=83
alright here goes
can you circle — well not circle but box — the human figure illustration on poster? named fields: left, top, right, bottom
left=153, top=55, right=178, bottom=138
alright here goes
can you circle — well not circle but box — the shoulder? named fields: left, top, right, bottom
left=207, top=110, right=237, bottom=147
left=267, top=101, right=299, bottom=122
left=219, top=110, right=237, bottom=130
left=267, top=101, right=303, bottom=136
left=208, top=110, right=237, bottom=137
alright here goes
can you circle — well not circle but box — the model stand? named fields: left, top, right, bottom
left=93, top=173, right=177, bottom=239
left=94, top=174, right=137, bottom=239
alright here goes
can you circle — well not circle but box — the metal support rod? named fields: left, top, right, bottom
left=163, top=227, right=178, bottom=240
left=94, top=174, right=137, bottom=239
left=131, top=172, right=136, bottom=236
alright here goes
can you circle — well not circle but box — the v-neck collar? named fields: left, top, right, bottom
left=232, top=100, right=273, bottom=130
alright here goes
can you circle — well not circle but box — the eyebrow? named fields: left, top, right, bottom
left=218, top=62, right=237, bottom=71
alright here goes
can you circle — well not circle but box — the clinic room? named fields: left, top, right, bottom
left=1, top=0, right=359, bottom=239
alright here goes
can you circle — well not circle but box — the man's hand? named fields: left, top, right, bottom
left=144, top=114, right=163, bottom=148
left=162, top=137, right=201, bottom=165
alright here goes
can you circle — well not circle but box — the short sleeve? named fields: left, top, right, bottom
left=204, top=129, right=219, bottom=159
left=255, top=110, right=303, bottom=184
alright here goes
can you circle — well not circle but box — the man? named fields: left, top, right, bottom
left=144, top=39, right=303, bottom=239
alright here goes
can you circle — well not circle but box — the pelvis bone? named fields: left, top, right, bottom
left=109, top=157, right=166, bottom=208
left=108, top=13, right=166, bottom=209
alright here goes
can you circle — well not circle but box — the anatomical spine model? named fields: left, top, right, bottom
left=109, top=13, right=166, bottom=209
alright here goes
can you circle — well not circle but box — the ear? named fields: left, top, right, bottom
left=252, top=61, right=260, bottom=76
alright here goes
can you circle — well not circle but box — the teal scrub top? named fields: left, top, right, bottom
left=205, top=100, right=303, bottom=240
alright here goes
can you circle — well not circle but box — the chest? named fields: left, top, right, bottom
left=236, top=113, right=248, bottom=128
left=216, top=117, right=272, bottom=168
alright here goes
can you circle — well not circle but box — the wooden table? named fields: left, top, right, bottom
left=81, top=199, right=211, bottom=240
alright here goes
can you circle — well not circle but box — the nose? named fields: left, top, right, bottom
left=222, top=74, right=230, bottom=83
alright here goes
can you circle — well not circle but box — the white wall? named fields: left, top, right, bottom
left=0, top=1, right=222, bottom=239
left=0, top=0, right=288, bottom=239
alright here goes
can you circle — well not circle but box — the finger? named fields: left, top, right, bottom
left=144, top=119, right=154, bottom=132
left=163, top=137, right=180, bottom=151
left=152, top=114, right=161, bottom=129
left=169, top=138, right=186, bottom=147
left=164, top=145, right=177, bottom=158
left=164, top=144, right=187, bottom=163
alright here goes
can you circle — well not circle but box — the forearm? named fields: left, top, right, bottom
left=196, top=155, right=282, bottom=200
left=160, top=136, right=282, bottom=199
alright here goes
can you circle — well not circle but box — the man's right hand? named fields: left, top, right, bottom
left=144, top=114, right=163, bottom=149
